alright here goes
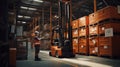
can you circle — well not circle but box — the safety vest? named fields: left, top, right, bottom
left=34, top=37, right=40, bottom=45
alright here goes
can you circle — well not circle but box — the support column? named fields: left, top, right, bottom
left=94, top=0, right=97, bottom=12
left=50, top=2, right=52, bottom=45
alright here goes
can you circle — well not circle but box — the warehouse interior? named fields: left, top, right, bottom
left=0, top=0, right=120, bottom=67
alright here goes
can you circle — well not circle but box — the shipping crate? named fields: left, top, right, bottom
left=72, top=38, right=79, bottom=53
left=99, top=36, right=120, bottom=58
left=72, top=29, right=78, bottom=38
left=89, top=6, right=120, bottom=25
left=79, top=46, right=88, bottom=55
left=89, top=25, right=98, bottom=36
left=89, top=46, right=99, bottom=55
left=89, top=36, right=98, bottom=47
left=79, top=37, right=88, bottom=46
left=99, top=22, right=120, bottom=34
left=72, top=20, right=79, bottom=29
left=99, top=45, right=112, bottom=57
left=99, top=36, right=112, bottom=46
left=78, top=16, right=89, bottom=27
left=78, top=27, right=89, bottom=37
left=78, top=38, right=89, bottom=55
left=73, top=44, right=79, bottom=53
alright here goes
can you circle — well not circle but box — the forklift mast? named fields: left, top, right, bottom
left=58, top=0, right=72, bottom=46
left=49, top=0, right=75, bottom=57
left=58, top=0, right=64, bottom=47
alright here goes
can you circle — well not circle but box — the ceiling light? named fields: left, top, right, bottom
left=22, top=21, right=26, bottom=24
left=17, top=21, right=21, bottom=23
left=24, top=16, right=31, bottom=19
left=20, top=6, right=28, bottom=10
left=18, top=15, right=23, bottom=18
left=34, top=0, right=43, bottom=3
left=20, top=6, right=37, bottom=11
left=29, top=7, right=37, bottom=11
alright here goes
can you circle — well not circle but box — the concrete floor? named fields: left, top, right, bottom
left=16, top=45, right=120, bottom=67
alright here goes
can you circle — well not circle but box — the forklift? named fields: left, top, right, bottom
left=49, top=0, right=76, bottom=58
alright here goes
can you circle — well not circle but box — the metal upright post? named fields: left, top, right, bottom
left=50, top=2, right=53, bottom=45
left=94, top=0, right=97, bottom=12
left=58, top=0, right=64, bottom=47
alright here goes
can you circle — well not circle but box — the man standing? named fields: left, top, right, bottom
left=33, top=31, right=41, bottom=61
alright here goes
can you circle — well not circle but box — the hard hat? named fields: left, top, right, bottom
left=35, top=31, right=39, bottom=34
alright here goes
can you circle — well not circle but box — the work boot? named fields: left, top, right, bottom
left=35, top=56, right=41, bottom=61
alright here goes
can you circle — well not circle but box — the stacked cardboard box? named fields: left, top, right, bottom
left=72, top=19, right=79, bottom=53
left=78, top=16, right=89, bottom=55
left=89, top=6, right=120, bottom=58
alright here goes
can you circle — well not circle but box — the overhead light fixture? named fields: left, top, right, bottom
left=20, top=6, right=37, bottom=11
left=24, top=16, right=31, bottom=19
left=18, top=15, right=23, bottom=18
left=28, top=7, right=37, bottom=11
left=20, top=6, right=28, bottom=10
left=22, top=21, right=26, bottom=24
left=34, top=0, right=43, bottom=3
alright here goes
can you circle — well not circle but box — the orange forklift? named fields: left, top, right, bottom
left=49, top=0, right=75, bottom=58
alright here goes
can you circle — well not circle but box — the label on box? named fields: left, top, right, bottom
left=95, top=47, right=98, bottom=52
left=81, top=45, right=84, bottom=48
left=105, top=28, right=113, bottom=37
left=74, top=39, right=78, bottom=43
left=102, top=27, right=105, bottom=30
left=92, top=50, right=95, bottom=53
left=92, top=40, right=96, bottom=45
left=75, top=39, right=78, bottom=44
left=74, top=30, right=78, bottom=34
left=117, top=5, right=120, bottom=14
left=104, top=45, right=108, bottom=49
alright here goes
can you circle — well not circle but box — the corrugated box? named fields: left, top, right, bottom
left=79, top=27, right=89, bottom=37
left=78, top=38, right=89, bottom=55
left=72, top=29, right=78, bottom=37
left=89, top=6, right=120, bottom=24
left=72, top=38, right=79, bottom=53
left=89, top=25, right=98, bottom=35
left=78, top=16, right=89, bottom=27
left=99, top=45, right=112, bottom=56
left=89, top=36, right=98, bottom=47
left=98, top=36, right=120, bottom=58
left=72, top=20, right=79, bottom=29
left=99, top=22, right=120, bottom=34
left=89, top=47, right=99, bottom=55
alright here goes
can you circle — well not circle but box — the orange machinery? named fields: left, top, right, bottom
left=49, top=0, right=75, bottom=58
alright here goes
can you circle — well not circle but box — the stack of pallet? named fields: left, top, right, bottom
left=78, top=16, right=89, bottom=55
left=72, top=19, right=79, bottom=53
left=89, top=6, right=120, bottom=58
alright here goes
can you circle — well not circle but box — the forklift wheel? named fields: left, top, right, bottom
left=55, top=51, right=61, bottom=58
left=55, top=51, right=59, bottom=58
left=71, top=54, right=75, bottom=57
left=49, top=52, right=52, bottom=56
